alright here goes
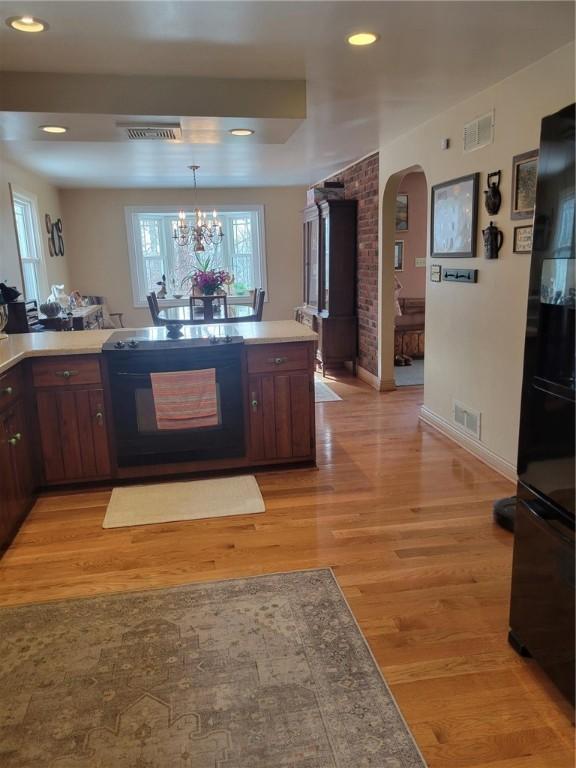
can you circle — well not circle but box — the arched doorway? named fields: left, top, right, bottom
left=379, top=165, right=428, bottom=390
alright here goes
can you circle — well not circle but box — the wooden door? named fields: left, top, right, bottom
left=36, top=388, right=111, bottom=483
left=0, top=411, right=18, bottom=547
left=248, top=373, right=313, bottom=461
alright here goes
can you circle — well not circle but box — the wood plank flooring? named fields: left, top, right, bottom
left=0, top=375, right=573, bottom=767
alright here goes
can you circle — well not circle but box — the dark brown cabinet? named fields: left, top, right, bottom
left=246, top=343, right=315, bottom=463
left=297, top=200, right=357, bottom=374
left=0, top=366, right=36, bottom=552
left=32, top=356, right=112, bottom=484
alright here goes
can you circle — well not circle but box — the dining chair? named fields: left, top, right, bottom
left=147, top=292, right=161, bottom=326
left=189, top=292, right=228, bottom=319
left=254, top=289, right=265, bottom=321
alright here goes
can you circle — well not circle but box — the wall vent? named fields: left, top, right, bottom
left=463, top=111, right=494, bottom=153
left=452, top=400, right=481, bottom=440
left=121, top=124, right=182, bottom=141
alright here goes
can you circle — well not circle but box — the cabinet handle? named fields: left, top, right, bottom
left=95, top=411, right=104, bottom=427
left=55, top=369, right=78, bottom=379
left=267, top=356, right=288, bottom=366
left=8, top=432, right=21, bottom=446
left=250, top=393, right=258, bottom=412
left=1, top=386, right=13, bottom=396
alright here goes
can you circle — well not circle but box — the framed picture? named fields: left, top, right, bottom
left=513, top=225, right=533, bottom=254
left=511, top=149, right=538, bottom=220
left=394, top=241, right=404, bottom=271
left=396, top=194, right=408, bottom=231
left=430, top=173, right=479, bottom=258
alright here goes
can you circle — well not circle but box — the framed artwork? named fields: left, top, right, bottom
left=511, top=149, right=538, bottom=220
left=394, top=241, right=404, bottom=271
left=396, top=194, right=408, bottom=231
left=430, top=173, right=479, bottom=258
left=513, top=225, right=533, bottom=254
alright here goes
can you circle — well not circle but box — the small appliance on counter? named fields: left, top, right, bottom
left=508, top=103, right=575, bottom=707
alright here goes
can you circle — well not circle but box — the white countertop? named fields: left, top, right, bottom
left=0, top=321, right=318, bottom=375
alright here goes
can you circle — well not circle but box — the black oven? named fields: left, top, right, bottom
left=104, top=336, right=245, bottom=468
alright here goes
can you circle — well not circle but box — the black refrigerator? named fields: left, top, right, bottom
left=509, top=103, right=575, bottom=706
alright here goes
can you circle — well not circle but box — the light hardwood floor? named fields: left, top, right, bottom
left=0, top=376, right=573, bottom=767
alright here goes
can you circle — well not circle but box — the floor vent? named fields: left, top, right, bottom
left=121, top=125, right=182, bottom=141
left=453, top=400, right=481, bottom=439
left=463, top=111, right=494, bottom=153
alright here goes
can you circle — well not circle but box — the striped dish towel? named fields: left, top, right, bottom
left=150, top=369, right=219, bottom=430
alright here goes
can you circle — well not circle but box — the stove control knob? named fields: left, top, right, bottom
left=209, top=336, right=219, bottom=344
left=113, top=341, right=126, bottom=349
left=127, top=339, right=139, bottom=348
left=224, top=335, right=232, bottom=343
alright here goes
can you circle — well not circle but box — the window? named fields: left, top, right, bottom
left=125, top=205, right=267, bottom=306
left=12, top=190, right=46, bottom=302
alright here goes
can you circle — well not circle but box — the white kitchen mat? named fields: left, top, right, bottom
left=103, top=475, right=265, bottom=529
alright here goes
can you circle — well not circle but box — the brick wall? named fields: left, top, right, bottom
left=323, top=153, right=379, bottom=375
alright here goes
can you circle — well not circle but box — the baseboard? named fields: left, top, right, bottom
left=419, top=405, right=517, bottom=482
left=356, top=365, right=396, bottom=392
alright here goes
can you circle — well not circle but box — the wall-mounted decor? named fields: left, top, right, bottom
left=430, top=264, right=441, bottom=282
left=395, top=194, right=408, bottom=231
left=394, top=241, right=404, bottom=271
left=45, top=214, right=65, bottom=257
left=442, top=267, right=478, bottom=283
left=430, top=172, right=479, bottom=258
left=482, top=221, right=504, bottom=259
left=484, top=171, right=502, bottom=215
left=513, top=225, right=533, bottom=254
left=511, top=149, right=538, bottom=220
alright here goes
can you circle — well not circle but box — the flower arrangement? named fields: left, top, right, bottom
left=190, top=269, right=233, bottom=296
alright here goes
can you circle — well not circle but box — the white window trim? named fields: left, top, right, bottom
left=125, top=204, right=268, bottom=309
left=11, top=185, right=49, bottom=303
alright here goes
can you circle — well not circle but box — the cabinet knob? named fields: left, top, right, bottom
left=95, top=411, right=104, bottom=427
left=250, top=394, right=258, bottom=412
left=55, top=369, right=78, bottom=379
left=8, top=432, right=21, bottom=446
left=1, top=386, right=13, bottom=396
left=267, top=356, right=288, bottom=366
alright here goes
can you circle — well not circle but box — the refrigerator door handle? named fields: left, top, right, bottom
left=520, top=499, right=574, bottom=546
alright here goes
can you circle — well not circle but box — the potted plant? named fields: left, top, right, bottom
left=181, top=254, right=233, bottom=296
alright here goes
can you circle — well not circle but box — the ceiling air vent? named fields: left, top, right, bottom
left=463, top=111, right=494, bottom=153
left=453, top=400, right=481, bottom=440
left=121, top=124, right=182, bottom=141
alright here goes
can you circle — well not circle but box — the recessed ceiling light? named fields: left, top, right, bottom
left=347, top=32, right=379, bottom=46
left=6, top=16, right=48, bottom=32
left=40, top=125, right=67, bottom=134
left=229, top=128, right=255, bottom=137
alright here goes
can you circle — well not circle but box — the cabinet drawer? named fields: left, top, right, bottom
left=0, top=365, right=24, bottom=411
left=31, top=356, right=102, bottom=388
left=246, top=343, right=310, bottom=374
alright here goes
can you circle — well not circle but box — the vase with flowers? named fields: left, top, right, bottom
left=181, top=252, right=233, bottom=297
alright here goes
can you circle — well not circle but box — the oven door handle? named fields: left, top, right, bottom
left=113, top=372, right=151, bottom=379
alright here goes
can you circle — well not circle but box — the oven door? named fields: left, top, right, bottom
left=106, top=346, right=245, bottom=467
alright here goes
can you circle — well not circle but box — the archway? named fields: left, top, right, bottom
left=379, top=165, right=428, bottom=391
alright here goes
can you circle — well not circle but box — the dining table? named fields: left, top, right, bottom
left=157, top=303, right=255, bottom=325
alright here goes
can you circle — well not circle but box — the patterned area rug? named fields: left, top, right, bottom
left=0, top=569, right=426, bottom=768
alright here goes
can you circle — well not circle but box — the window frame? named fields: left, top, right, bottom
left=125, top=204, right=268, bottom=308
left=10, top=186, right=49, bottom=304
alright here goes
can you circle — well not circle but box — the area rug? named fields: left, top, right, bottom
left=0, top=569, right=426, bottom=767
left=314, top=377, right=342, bottom=402
left=395, top=358, right=424, bottom=387
left=103, top=475, right=265, bottom=529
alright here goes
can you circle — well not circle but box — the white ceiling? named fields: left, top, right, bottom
left=0, top=1, right=574, bottom=188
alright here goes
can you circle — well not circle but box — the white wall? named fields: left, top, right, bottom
left=378, top=43, right=575, bottom=470
left=60, top=186, right=305, bottom=327
left=0, top=152, right=70, bottom=297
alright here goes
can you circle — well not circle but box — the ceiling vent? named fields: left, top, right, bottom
left=453, top=400, right=481, bottom=440
left=121, top=124, right=182, bottom=141
left=463, top=111, right=494, bottom=153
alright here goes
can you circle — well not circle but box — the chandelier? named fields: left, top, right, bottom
left=173, top=165, right=224, bottom=252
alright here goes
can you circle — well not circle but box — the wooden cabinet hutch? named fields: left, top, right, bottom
left=296, top=199, right=357, bottom=375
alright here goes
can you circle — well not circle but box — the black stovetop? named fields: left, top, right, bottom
left=102, top=327, right=244, bottom=351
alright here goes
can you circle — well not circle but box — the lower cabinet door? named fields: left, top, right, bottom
left=248, top=372, right=313, bottom=461
left=0, top=399, right=35, bottom=549
left=36, top=388, right=111, bottom=483
left=0, top=412, right=19, bottom=548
